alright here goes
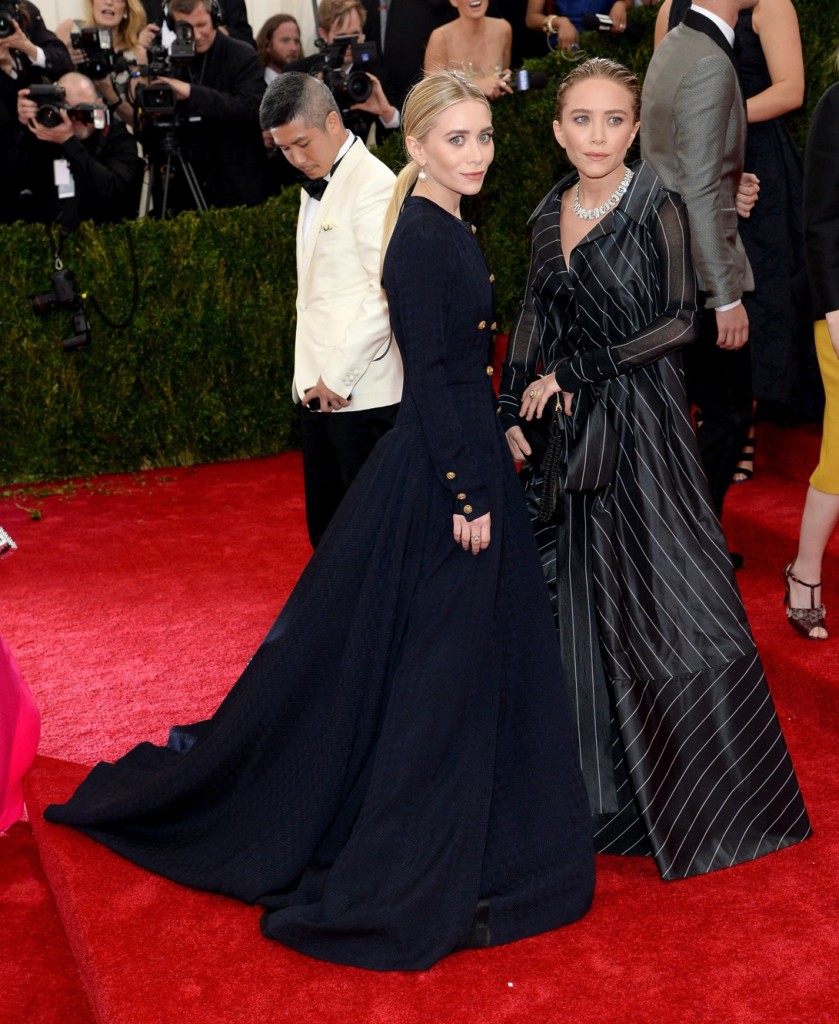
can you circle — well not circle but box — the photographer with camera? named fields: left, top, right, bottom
left=14, top=71, right=141, bottom=226
left=135, top=0, right=267, bottom=214
left=289, top=0, right=399, bottom=146
left=55, top=0, right=158, bottom=126
left=142, top=0, right=255, bottom=49
left=1, top=1, right=73, bottom=221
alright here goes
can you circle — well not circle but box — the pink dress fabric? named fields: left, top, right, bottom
left=0, top=634, right=40, bottom=832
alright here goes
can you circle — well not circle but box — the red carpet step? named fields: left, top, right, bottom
left=23, top=741, right=839, bottom=1024
left=5, top=435, right=839, bottom=1024
left=0, top=822, right=95, bottom=1024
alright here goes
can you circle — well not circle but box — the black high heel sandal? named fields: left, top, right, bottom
left=783, top=563, right=828, bottom=640
left=733, top=436, right=755, bottom=483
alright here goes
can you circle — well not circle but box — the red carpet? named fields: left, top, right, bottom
left=2, top=443, right=838, bottom=1024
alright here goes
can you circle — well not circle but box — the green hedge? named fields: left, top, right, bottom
left=1, top=1, right=835, bottom=485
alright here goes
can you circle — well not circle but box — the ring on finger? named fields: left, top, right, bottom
left=528, top=389, right=537, bottom=398
left=471, top=534, right=480, bottom=543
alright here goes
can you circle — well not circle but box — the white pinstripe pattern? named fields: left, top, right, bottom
left=501, top=161, right=811, bottom=877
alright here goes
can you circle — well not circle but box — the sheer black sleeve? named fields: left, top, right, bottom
left=549, top=192, right=699, bottom=391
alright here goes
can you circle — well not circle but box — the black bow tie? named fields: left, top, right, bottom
left=301, top=175, right=329, bottom=201
left=300, top=148, right=350, bottom=201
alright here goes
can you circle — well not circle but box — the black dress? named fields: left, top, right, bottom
left=45, top=195, right=595, bottom=971
left=499, top=161, right=812, bottom=879
left=735, top=9, right=811, bottom=412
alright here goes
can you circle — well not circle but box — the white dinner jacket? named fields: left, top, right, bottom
left=293, top=139, right=402, bottom=412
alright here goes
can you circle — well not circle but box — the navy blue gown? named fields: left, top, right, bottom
left=44, top=195, right=595, bottom=971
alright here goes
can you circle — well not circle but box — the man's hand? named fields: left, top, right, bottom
left=0, top=20, right=38, bottom=64
left=157, top=76, right=191, bottom=100
left=302, top=377, right=351, bottom=413
left=736, top=172, right=760, bottom=219
left=715, top=303, right=749, bottom=350
left=18, top=89, right=75, bottom=142
left=505, top=424, right=532, bottom=463
left=350, top=73, right=395, bottom=122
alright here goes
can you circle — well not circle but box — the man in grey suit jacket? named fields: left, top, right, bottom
left=260, top=73, right=402, bottom=547
left=641, top=0, right=757, bottom=522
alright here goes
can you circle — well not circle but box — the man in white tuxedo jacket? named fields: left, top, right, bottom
left=261, top=73, right=402, bottom=546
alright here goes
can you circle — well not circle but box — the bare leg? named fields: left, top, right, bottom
left=788, top=485, right=839, bottom=638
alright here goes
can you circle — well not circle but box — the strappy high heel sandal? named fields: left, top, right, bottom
left=733, top=435, right=755, bottom=483
left=783, top=563, right=828, bottom=640
left=733, top=417, right=758, bottom=481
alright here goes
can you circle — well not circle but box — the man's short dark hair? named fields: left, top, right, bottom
left=259, top=71, right=342, bottom=131
left=169, top=0, right=213, bottom=17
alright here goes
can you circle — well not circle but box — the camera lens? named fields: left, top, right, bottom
left=344, top=71, right=372, bottom=104
left=30, top=291, right=59, bottom=316
left=36, top=104, right=64, bottom=128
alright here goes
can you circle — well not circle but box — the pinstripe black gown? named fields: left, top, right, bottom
left=499, top=161, right=811, bottom=879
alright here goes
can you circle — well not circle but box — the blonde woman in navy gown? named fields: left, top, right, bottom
left=44, top=71, right=594, bottom=971
left=500, top=58, right=811, bottom=879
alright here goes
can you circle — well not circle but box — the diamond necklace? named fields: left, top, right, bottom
left=572, top=166, right=634, bottom=221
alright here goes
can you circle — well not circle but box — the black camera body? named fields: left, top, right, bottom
left=169, top=20, right=196, bottom=63
left=70, top=25, right=115, bottom=79
left=30, top=267, right=80, bottom=315
left=26, top=84, right=108, bottom=130
left=132, top=24, right=195, bottom=121
left=30, top=268, right=91, bottom=351
left=311, top=34, right=375, bottom=109
left=0, top=0, right=18, bottom=39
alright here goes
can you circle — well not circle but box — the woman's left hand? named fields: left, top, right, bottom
left=453, top=511, right=491, bottom=555
left=519, top=374, right=570, bottom=420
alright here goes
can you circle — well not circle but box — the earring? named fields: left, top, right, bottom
left=417, top=167, right=427, bottom=182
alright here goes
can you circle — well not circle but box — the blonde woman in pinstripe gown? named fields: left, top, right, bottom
left=499, top=58, right=811, bottom=879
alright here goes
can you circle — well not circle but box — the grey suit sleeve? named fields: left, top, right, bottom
left=804, top=84, right=839, bottom=318
left=672, top=54, right=744, bottom=308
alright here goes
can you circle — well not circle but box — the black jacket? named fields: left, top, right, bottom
left=4, top=115, right=141, bottom=226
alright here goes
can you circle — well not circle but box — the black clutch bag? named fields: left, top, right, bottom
left=524, top=386, right=618, bottom=523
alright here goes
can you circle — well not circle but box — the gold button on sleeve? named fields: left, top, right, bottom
left=478, top=320, right=486, bottom=329
left=463, top=504, right=473, bottom=514
left=486, top=365, right=494, bottom=376
left=446, top=471, right=456, bottom=480
left=471, top=224, right=477, bottom=234
left=489, top=273, right=495, bottom=283
left=457, top=492, right=466, bottom=500
left=491, top=321, right=497, bottom=330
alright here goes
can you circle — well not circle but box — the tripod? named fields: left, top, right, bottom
left=144, top=121, right=208, bottom=219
